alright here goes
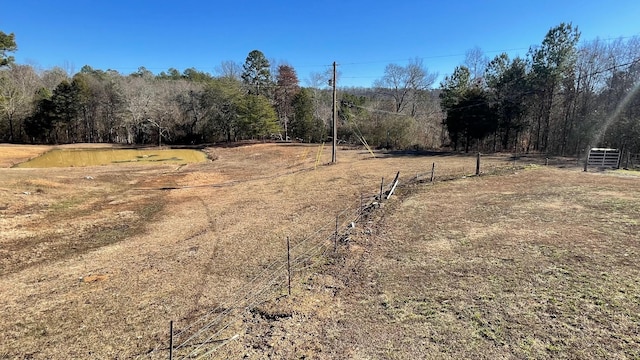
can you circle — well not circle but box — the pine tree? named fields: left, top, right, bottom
left=241, top=50, right=271, bottom=96
left=0, top=31, right=17, bottom=67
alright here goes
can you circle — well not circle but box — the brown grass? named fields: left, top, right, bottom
left=253, top=167, right=639, bottom=359
left=1, top=143, right=637, bottom=359
left=0, top=144, right=52, bottom=168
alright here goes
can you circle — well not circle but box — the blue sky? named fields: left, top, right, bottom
left=2, top=0, right=639, bottom=87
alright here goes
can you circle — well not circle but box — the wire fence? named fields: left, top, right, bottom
left=141, top=154, right=568, bottom=359
left=170, top=208, right=361, bottom=359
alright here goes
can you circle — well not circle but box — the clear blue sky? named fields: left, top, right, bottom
left=2, top=0, right=639, bottom=87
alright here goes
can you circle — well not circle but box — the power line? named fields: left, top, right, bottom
left=32, top=34, right=639, bottom=80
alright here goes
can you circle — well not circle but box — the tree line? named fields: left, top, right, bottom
left=441, top=23, right=640, bottom=155
left=0, top=49, right=322, bottom=146
left=1, top=23, right=639, bottom=155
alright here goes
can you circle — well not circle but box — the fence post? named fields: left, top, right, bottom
left=430, top=162, right=435, bottom=182
left=334, top=215, right=339, bottom=252
left=475, top=153, right=481, bottom=176
left=577, top=149, right=580, bottom=166
left=545, top=157, right=549, bottom=166
left=169, top=320, right=173, bottom=360
left=386, top=171, right=400, bottom=199
left=379, top=177, right=384, bottom=201
left=583, top=145, right=590, bottom=172
left=286, top=236, right=291, bottom=296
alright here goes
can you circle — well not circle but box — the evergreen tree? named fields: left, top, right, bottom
left=51, top=80, right=81, bottom=143
left=485, top=54, right=529, bottom=150
left=201, top=77, right=243, bottom=142
left=237, top=94, right=279, bottom=139
left=0, top=31, right=17, bottom=67
left=290, top=88, right=318, bottom=141
left=529, top=22, right=580, bottom=151
left=440, top=66, right=471, bottom=150
left=241, top=50, right=271, bottom=96
left=440, top=66, right=496, bottom=152
left=25, top=88, right=55, bottom=143
left=274, top=64, right=300, bottom=140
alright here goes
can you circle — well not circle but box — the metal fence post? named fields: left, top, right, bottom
left=169, top=320, right=173, bottom=360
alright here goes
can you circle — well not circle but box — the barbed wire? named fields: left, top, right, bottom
left=147, top=162, right=540, bottom=358
left=166, top=194, right=370, bottom=358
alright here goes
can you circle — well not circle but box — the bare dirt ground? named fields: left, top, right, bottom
left=0, top=143, right=637, bottom=359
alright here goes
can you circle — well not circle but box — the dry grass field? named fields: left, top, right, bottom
left=1, top=143, right=638, bottom=359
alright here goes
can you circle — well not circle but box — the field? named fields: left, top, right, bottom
left=1, top=143, right=639, bottom=359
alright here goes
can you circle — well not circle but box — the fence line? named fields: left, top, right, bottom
left=176, top=215, right=361, bottom=358
left=168, top=205, right=357, bottom=349
left=178, top=162, right=511, bottom=357
left=164, top=192, right=372, bottom=359
left=147, top=156, right=556, bottom=359
left=164, top=177, right=396, bottom=358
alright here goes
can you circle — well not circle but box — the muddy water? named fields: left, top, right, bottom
left=14, top=148, right=208, bottom=168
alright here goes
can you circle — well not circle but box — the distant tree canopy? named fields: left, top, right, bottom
left=1, top=24, right=639, bottom=156
left=436, top=22, right=640, bottom=155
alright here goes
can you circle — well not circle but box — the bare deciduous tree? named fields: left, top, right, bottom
left=374, top=58, right=437, bottom=115
left=215, top=60, right=242, bottom=80
left=464, top=46, right=489, bottom=82
left=0, top=64, right=41, bottom=141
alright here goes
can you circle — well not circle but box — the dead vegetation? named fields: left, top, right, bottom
left=0, top=143, right=638, bottom=359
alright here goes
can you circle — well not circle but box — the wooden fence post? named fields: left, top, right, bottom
left=379, top=177, right=384, bottom=201
left=475, top=153, right=481, bottom=176
left=430, top=162, right=435, bottom=182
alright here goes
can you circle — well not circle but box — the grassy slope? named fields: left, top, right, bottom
left=248, top=167, right=640, bottom=359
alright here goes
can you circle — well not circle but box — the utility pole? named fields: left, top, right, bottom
left=332, top=61, right=337, bottom=163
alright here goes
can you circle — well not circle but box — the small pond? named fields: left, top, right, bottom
left=14, top=148, right=208, bottom=168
